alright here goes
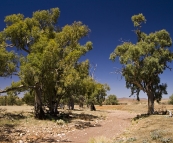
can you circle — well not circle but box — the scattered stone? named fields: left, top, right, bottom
left=18, top=140, right=23, bottom=143
left=168, top=110, right=172, bottom=117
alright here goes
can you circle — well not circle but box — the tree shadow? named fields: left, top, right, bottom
left=0, top=123, right=24, bottom=142
left=74, top=120, right=102, bottom=129
left=133, top=113, right=150, bottom=121
left=0, top=109, right=29, bottom=142
left=45, top=111, right=100, bottom=123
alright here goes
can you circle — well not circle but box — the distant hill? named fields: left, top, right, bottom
left=117, top=97, right=169, bottom=105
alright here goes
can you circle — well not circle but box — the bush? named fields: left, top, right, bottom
left=88, top=136, right=111, bottom=143
left=0, top=95, right=23, bottom=106
left=56, top=119, right=65, bottom=125
left=15, top=98, right=24, bottom=106
left=105, top=94, right=118, bottom=105
left=0, top=96, right=7, bottom=105
left=168, top=94, right=173, bottom=105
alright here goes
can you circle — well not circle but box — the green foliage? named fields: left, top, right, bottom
left=82, top=77, right=110, bottom=106
left=110, top=13, right=173, bottom=113
left=0, top=96, right=7, bottom=105
left=56, top=119, right=65, bottom=125
left=0, top=7, right=109, bottom=118
left=22, top=91, right=35, bottom=105
left=0, top=48, right=17, bottom=77
left=105, top=94, right=118, bottom=105
left=0, top=95, right=23, bottom=106
left=6, top=94, right=16, bottom=105
left=168, top=94, right=173, bottom=105
left=15, top=98, right=23, bottom=106
left=131, top=13, right=146, bottom=27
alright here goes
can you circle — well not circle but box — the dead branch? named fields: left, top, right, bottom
left=110, top=67, right=123, bottom=75
left=119, top=38, right=130, bottom=43
left=89, top=63, right=97, bottom=79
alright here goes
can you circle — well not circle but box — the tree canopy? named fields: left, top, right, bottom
left=0, top=8, right=109, bottom=119
left=110, top=13, right=173, bottom=114
left=105, top=94, right=118, bottom=105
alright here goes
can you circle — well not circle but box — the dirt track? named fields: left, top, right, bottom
left=60, top=110, right=135, bottom=143
left=0, top=106, right=136, bottom=143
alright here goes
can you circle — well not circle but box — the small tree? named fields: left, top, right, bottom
left=168, top=94, right=173, bottom=105
left=105, top=94, right=118, bottom=105
left=110, top=14, right=173, bottom=114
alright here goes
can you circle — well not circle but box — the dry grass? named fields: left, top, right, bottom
left=116, top=115, right=173, bottom=143
left=1, top=99, right=173, bottom=143
left=88, top=136, right=112, bottom=143
left=0, top=105, right=108, bottom=142
left=0, top=105, right=34, bottom=112
left=94, top=99, right=173, bottom=143
left=0, top=105, right=109, bottom=127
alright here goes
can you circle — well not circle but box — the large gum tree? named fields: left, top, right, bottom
left=0, top=8, right=94, bottom=119
left=110, top=14, right=173, bottom=114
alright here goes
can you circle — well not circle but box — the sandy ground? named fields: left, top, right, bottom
left=0, top=106, right=136, bottom=143
left=60, top=110, right=135, bottom=143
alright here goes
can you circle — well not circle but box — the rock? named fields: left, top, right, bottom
left=168, top=110, right=172, bottom=117
left=20, top=133, right=25, bottom=136
left=18, top=140, right=23, bottom=143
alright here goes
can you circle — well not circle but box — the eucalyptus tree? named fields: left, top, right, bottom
left=92, top=83, right=110, bottom=106
left=0, top=8, right=93, bottom=119
left=110, top=14, right=173, bottom=114
left=82, top=77, right=110, bottom=110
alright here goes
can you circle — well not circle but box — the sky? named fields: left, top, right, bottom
left=0, top=0, right=173, bottom=99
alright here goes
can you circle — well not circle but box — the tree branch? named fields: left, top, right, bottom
left=0, top=85, right=36, bottom=93
left=6, top=44, right=14, bottom=48
left=165, top=64, right=172, bottom=71
left=0, top=85, right=25, bottom=93
left=21, top=47, right=30, bottom=53
left=6, top=44, right=30, bottom=53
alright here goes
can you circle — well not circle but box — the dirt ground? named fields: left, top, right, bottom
left=61, top=110, right=135, bottom=143
left=0, top=106, right=136, bottom=143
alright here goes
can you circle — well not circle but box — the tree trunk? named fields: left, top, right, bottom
left=147, top=92, right=154, bottom=114
left=68, top=97, right=74, bottom=110
left=4, top=96, right=7, bottom=106
left=49, top=90, right=62, bottom=115
left=34, top=84, right=45, bottom=119
left=79, top=102, right=83, bottom=108
left=53, top=101, right=58, bottom=114
left=90, top=102, right=96, bottom=111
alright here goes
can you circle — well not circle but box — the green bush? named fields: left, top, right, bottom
left=105, top=95, right=118, bottom=105
left=168, top=94, right=173, bottom=105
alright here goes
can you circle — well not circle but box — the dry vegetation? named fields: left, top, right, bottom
left=0, top=98, right=173, bottom=143
left=0, top=105, right=107, bottom=143
left=95, top=98, right=173, bottom=143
